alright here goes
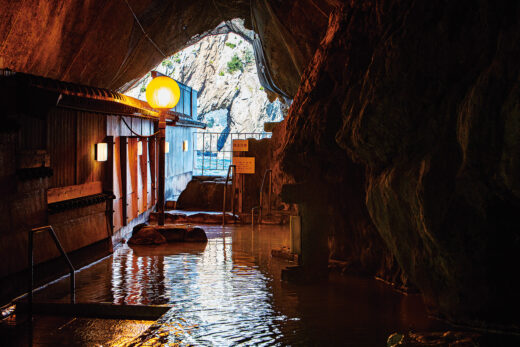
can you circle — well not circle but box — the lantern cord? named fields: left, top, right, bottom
left=122, top=0, right=167, bottom=58
left=120, top=116, right=160, bottom=138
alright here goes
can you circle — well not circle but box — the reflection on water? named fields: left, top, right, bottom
left=35, top=225, right=444, bottom=346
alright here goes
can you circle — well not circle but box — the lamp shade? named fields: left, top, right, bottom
left=145, top=76, right=181, bottom=109
left=95, top=143, right=108, bottom=161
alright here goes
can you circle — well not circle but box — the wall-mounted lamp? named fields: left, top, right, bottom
left=165, top=142, right=170, bottom=153
left=95, top=143, right=108, bottom=162
left=137, top=140, right=143, bottom=156
left=183, top=140, right=188, bottom=152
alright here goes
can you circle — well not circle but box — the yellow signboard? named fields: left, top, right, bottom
left=232, top=139, right=249, bottom=152
left=233, top=157, right=255, bottom=174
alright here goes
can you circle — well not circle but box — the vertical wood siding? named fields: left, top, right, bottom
left=47, top=108, right=106, bottom=188
left=47, top=108, right=77, bottom=188
left=108, top=116, right=156, bottom=233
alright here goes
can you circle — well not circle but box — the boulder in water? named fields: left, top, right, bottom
left=128, top=226, right=167, bottom=245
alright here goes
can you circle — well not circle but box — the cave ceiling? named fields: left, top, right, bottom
left=0, top=0, right=339, bottom=96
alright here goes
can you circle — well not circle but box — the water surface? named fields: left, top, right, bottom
left=35, top=225, right=444, bottom=346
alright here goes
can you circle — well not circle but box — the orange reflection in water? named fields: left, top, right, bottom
left=34, top=225, right=444, bottom=346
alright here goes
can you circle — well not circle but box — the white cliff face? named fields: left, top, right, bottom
left=126, top=32, right=287, bottom=137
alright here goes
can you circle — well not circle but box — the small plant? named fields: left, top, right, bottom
left=140, top=87, right=146, bottom=93
left=219, top=71, right=225, bottom=76
left=259, top=86, right=264, bottom=91
left=227, top=54, right=243, bottom=73
left=162, top=60, right=173, bottom=68
left=225, top=42, right=236, bottom=49
left=244, top=49, right=254, bottom=64
left=209, top=60, right=213, bottom=64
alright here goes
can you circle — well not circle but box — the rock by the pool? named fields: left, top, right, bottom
left=128, top=225, right=167, bottom=245
left=185, top=227, right=208, bottom=242
left=157, top=226, right=186, bottom=242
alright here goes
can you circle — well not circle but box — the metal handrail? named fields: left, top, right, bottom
left=193, top=132, right=272, bottom=175
left=251, top=206, right=259, bottom=228
left=29, top=226, right=75, bottom=311
left=258, top=169, right=272, bottom=223
left=222, top=165, right=236, bottom=226
left=252, top=169, right=272, bottom=227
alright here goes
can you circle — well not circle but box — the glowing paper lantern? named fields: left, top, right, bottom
left=145, top=76, right=180, bottom=109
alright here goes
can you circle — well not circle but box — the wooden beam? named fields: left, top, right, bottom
left=47, top=181, right=103, bottom=204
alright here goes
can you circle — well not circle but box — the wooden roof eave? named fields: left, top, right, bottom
left=0, top=69, right=181, bottom=124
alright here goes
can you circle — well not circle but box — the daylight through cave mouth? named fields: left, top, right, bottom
left=125, top=20, right=288, bottom=176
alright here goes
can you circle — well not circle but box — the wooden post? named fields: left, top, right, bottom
left=149, top=136, right=157, bottom=206
left=120, top=136, right=127, bottom=226
left=105, top=136, right=114, bottom=237
left=157, top=112, right=166, bottom=226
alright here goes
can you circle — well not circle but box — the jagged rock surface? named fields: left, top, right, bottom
left=276, top=1, right=520, bottom=328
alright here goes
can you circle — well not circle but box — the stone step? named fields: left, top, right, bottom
left=150, top=211, right=239, bottom=224
left=15, top=302, right=171, bottom=320
left=240, top=212, right=290, bottom=225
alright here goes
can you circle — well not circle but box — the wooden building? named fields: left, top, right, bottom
left=0, top=69, right=204, bottom=301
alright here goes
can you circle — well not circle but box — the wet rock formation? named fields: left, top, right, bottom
left=176, top=176, right=230, bottom=210
left=128, top=224, right=207, bottom=244
left=128, top=225, right=167, bottom=245
left=276, top=0, right=520, bottom=329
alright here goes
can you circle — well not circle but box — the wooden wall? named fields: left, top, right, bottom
left=47, top=108, right=106, bottom=188
left=107, top=116, right=156, bottom=234
left=0, top=103, right=195, bottom=291
left=44, top=108, right=108, bottom=264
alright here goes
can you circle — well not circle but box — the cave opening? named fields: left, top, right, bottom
left=125, top=19, right=288, bottom=177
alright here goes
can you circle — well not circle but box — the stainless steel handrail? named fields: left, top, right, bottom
left=29, top=226, right=76, bottom=311
left=258, top=169, right=272, bottom=223
left=252, top=169, right=272, bottom=227
left=251, top=206, right=259, bottom=228
left=222, top=165, right=236, bottom=226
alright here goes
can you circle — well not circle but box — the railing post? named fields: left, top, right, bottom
left=29, top=226, right=76, bottom=307
left=257, top=169, right=272, bottom=225
left=202, top=132, right=205, bottom=176
left=209, top=133, right=213, bottom=171
left=222, top=165, right=236, bottom=226
left=231, top=166, right=236, bottom=223
left=28, top=228, right=34, bottom=314
left=267, top=170, right=272, bottom=215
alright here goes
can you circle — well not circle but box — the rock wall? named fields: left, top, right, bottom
left=277, top=1, right=520, bottom=328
